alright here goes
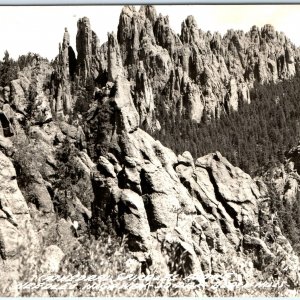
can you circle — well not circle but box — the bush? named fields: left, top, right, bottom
left=10, top=229, right=298, bottom=297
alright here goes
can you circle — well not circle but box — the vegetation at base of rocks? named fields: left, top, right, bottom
left=53, top=138, right=83, bottom=217
left=1, top=230, right=296, bottom=297
left=70, top=76, right=96, bottom=119
left=14, top=234, right=131, bottom=297
left=85, top=98, right=115, bottom=160
left=11, top=131, right=93, bottom=226
left=94, top=100, right=115, bottom=157
left=52, top=137, right=94, bottom=221
left=153, top=76, right=300, bottom=176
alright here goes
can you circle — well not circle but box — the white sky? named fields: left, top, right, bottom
left=1, top=5, right=300, bottom=60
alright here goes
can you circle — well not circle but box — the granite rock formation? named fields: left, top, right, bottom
left=87, top=48, right=300, bottom=285
left=263, top=143, right=300, bottom=206
left=0, top=5, right=300, bottom=296
left=76, top=17, right=103, bottom=82
left=114, top=6, right=299, bottom=126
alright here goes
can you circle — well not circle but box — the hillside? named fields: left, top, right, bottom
left=153, top=77, right=300, bottom=175
left=0, top=5, right=300, bottom=296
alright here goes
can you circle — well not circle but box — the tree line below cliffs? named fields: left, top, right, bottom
left=151, top=75, right=300, bottom=253
left=153, top=76, right=300, bottom=176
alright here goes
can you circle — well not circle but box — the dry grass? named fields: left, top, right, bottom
left=2, top=232, right=296, bottom=297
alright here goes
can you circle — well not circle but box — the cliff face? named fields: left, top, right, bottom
left=76, top=17, right=102, bottom=82
left=0, top=5, right=300, bottom=296
left=115, top=6, right=299, bottom=127
left=262, top=144, right=300, bottom=207
left=51, top=6, right=300, bottom=126
left=87, top=36, right=300, bottom=285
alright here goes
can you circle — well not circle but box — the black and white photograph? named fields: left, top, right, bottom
left=1, top=2, right=300, bottom=296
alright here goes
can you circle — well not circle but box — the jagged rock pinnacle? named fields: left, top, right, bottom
left=107, top=32, right=124, bottom=82
left=63, top=27, right=70, bottom=48
left=76, top=17, right=92, bottom=81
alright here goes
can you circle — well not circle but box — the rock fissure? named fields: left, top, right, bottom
left=202, top=165, right=240, bottom=229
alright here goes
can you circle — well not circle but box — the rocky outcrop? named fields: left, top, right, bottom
left=133, top=63, right=156, bottom=130
left=10, top=75, right=30, bottom=116
left=50, top=17, right=103, bottom=120
left=0, top=7, right=300, bottom=296
left=115, top=6, right=298, bottom=124
left=107, top=33, right=125, bottom=82
left=0, top=150, right=39, bottom=291
left=48, top=7, right=299, bottom=127
left=51, top=29, right=74, bottom=120
left=88, top=53, right=300, bottom=283
left=47, top=7, right=300, bottom=127
left=0, top=56, right=53, bottom=128
left=76, top=17, right=101, bottom=82
left=264, top=144, right=300, bottom=206
left=0, top=53, right=94, bottom=291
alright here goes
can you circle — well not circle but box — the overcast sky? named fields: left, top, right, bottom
left=1, top=5, right=300, bottom=60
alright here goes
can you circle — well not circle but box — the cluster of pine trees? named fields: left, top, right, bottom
left=0, top=51, right=49, bottom=87
left=0, top=51, right=18, bottom=87
left=153, top=77, right=300, bottom=176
